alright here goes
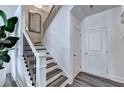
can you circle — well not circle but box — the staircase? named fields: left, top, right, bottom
left=23, top=40, right=68, bottom=87
left=21, top=56, right=34, bottom=87
left=21, top=5, right=69, bottom=87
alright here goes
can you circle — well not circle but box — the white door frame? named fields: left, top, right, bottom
left=70, top=13, right=81, bottom=79
left=72, top=26, right=81, bottom=78
left=83, top=26, right=108, bottom=78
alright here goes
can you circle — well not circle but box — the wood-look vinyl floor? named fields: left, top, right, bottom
left=3, top=72, right=124, bottom=87
left=66, top=72, right=124, bottom=87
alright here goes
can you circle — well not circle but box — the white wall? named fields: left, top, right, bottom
left=44, top=6, right=73, bottom=79
left=10, top=6, right=27, bottom=86
left=0, top=5, right=18, bottom=26
left=0, top=5, right=18, bottom=73
left=25, top=5, right=48, bottom=43
left=81, top=6, right=124, bottom=83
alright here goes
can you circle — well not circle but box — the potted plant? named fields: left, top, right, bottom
left=0, top=10, right=19, bottom=86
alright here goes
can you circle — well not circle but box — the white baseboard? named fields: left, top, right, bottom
left=68, top=78, right=73, bottom=84
left=81, top=67, right=124, bottom=84
left=11, top=73, right=23, bottom=87
left=57, top=62, right=71, bottom=78
left=109, top=75, right=124, bottom=84
left=57, top=62, right=74, bottom=85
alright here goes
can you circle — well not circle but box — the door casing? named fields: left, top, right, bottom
left=72, top=26, right=81, bottom=78
left=84, top=26, right=108, bottom=78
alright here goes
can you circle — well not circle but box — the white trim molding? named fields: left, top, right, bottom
left=11, top=73, right=23, bottom=87
left=109, top=75, right=124, bottom=84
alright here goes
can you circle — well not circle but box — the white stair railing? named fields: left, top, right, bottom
left=21, top=57, right=33, bottom=87
left=23, top=30, right=46, bottom=87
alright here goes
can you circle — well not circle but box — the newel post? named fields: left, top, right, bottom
left=36, top=52, right=46, bottom=87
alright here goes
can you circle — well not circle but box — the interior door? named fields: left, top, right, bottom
left=73, top=26, right=81, bottom=77
left=85, top=27, right=107, bottom=77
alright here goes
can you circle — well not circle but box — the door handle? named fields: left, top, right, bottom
left=73, top=54, right=76, bottom=56
left=85, top=52, right=88, bottom=55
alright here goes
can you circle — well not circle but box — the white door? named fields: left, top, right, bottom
left=85, top=27, right=107, bottom=78
left=73, top=26, right=81, bottom=77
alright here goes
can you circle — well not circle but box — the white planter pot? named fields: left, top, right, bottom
left=0, top=68, right=6, bottom=87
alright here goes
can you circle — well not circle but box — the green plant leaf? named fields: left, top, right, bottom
left=0, top=10, right=7, bottom=25
left=0, top=50, right=10, bottom=62
left=0, top=66, right=5, bottom=70
left=0, top=32, right=6, bottom=38
left=0, top=26, right=6, bottom=38
left=0, top=25, right=5, bottom=31
left=3, top=37, right=19, bottom=48
left=2, top=54, right=10, bottom=62
left=0, top=10, right=19, bottom=70
left=5, top=17, right=18, bottom=33
left=0, top=43, right=4, bottom=50
left=2, top=50, right=9, bottom=54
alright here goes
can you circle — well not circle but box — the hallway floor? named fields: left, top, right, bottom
left=3, top=72, right=124, bottom=87
left=3, top=73, right=18, bottom=87
left=66, top=72, right=124, bottom=87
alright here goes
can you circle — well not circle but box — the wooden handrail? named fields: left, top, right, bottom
left=44, top=5, right=55, bottom=24
left=23, top=30, right=46, bottom=57
left=43, top=5, right=61, bottom=31
left=23, top=30, right=38, bottom=56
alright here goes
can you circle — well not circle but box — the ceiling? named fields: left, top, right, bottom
left=34, top=5, right=53, bottom=12
left=71, top=5, right=120, bottom=21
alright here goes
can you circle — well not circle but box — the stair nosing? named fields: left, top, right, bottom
left=47, top=62, right=57, bottom=69
left=47, top=69, right=62, bottom=80
left=36, top=48, right=46, bottom=50
left=46, top=57, right=53, bottom=61
left=47, top=75, right=68, bottom=87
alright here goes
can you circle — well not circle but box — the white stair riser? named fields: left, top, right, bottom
left=46, top=65, right=59, bottom=73
left=35, top=46, right=45, bottom=49
left=37, top=50, right=47, bottom=53
left=46, top=54, right=52, bottom=58
left=46, top=72, right=63, bottom=85
left=47, top=59, right=56, bottom=64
